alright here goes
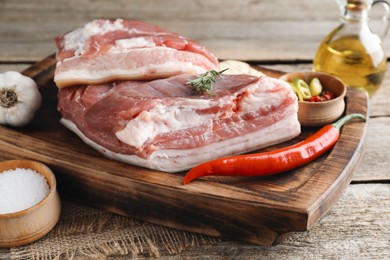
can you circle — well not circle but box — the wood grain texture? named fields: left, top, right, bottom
left=2, top=0, right=389, bottom=62
left=0, top=0, right=389, bottom=256
left=1, top=184, right=388, bottom=259
left=0, top=56, right=368, bottom=246
left=165, top=184, right=390, bottom=259
left=0, top=64, right=31, bottom=73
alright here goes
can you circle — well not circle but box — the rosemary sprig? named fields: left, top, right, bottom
left=187, top=68, right=228, bottom=95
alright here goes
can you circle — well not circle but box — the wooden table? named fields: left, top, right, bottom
left=1, top=0, right=389, bottom=258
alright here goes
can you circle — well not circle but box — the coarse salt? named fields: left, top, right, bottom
left=0, top=168, right=50, bottom=214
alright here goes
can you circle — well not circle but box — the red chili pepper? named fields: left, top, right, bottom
left=307, top=91, right=335, bottom=102
left=183, top=113, right=365, bottom=184
left=322, top=91, right=334, bottom=101
left=308, top=95, right=323, bottom=102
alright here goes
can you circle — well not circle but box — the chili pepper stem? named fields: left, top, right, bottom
left=332, top=113, right=366, bottom=130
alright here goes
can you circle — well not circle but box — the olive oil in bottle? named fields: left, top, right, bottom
left=313, top=0, right=390, bottom=96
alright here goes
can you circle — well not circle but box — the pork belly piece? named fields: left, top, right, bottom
left=58, top=74, right=301, bottom=172
left=54, top=19, right=218, bottom=88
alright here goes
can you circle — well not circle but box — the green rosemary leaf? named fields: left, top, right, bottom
left=187, top=68, right=228, bottom=95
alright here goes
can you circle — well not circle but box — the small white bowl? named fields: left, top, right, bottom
left=0, top=160, right=61, bottom=247
left=279, top=71, right=347, bottom=127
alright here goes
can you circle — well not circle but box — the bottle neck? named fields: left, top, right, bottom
left=342, top=9, right=369, bottom=22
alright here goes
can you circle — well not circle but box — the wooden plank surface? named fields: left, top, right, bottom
left=172, top=183, right=390, bottom=259
left=1, top=0, right=390, bottom=256
left=1, top=183, right=388, bottom=259
left=2, top=0, right=390, bottom=62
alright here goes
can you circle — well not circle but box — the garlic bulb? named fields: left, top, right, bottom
left=0, top=71, right=42, bottom=127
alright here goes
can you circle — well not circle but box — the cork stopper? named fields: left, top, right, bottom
left=347, top=0, right=368, bottom=11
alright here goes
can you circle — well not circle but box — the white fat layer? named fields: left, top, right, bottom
left=60, top=113, right=300, bottom=172
left=238, top=78, right=295, bottom=115
left=116, top=102, right=214, bottom=148
left=63, top=19, right=131, bottom=56
left=114, top=37, right=156, bottom=49
left=54, top=60, right=206, bottom=83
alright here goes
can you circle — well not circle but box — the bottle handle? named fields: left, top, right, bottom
left=372, top=0, right=390, bottom=39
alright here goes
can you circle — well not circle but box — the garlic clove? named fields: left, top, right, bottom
left=0, top=105, right=7, bottom=124
left=5, top=103, right=36, bottom=127
left=218, top=60, right=265, bottom=77
left=15, top=86, right=42, bottom=111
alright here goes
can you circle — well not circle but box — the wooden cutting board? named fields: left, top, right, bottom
left=0, top=55, right=369, bottom=246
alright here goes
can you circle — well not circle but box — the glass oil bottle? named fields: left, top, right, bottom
left=313, top=0, right=390, bottom=96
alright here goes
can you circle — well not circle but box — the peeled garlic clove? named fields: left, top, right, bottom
left=218, top=60, right=265, bottom=77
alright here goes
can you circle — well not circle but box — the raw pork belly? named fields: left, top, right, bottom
left=58, top=74, right=301, bottom=172
left=54, top=19, right=218, bottom=88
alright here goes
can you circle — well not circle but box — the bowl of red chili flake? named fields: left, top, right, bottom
left=280, top=71, right=346, bottom=127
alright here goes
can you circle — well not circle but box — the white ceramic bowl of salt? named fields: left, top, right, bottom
left=0, top=160, right=61, bottom=247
